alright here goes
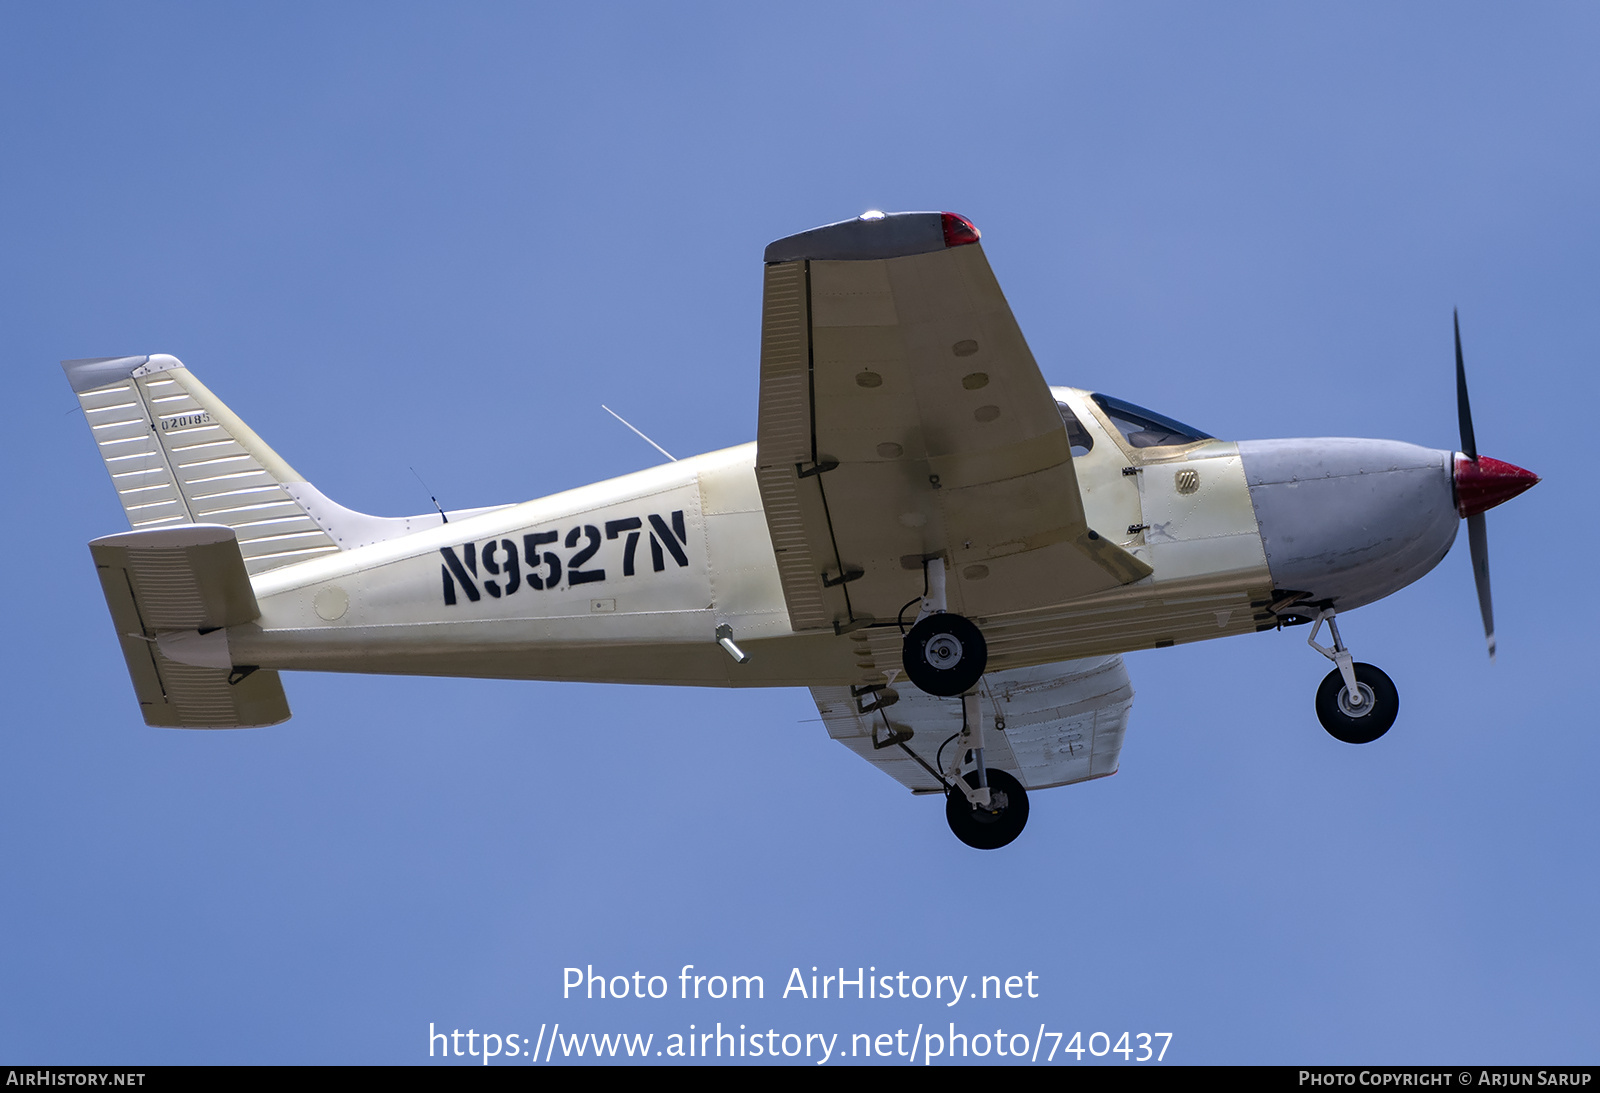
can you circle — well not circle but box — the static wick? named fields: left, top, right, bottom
left=602, top=405, right=677, bottom=462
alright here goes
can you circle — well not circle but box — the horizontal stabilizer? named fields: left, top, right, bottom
left=89, top=524, right=290, bottom=729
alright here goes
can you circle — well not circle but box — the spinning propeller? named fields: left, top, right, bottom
left=1451, top=311, right=1539, bottom=661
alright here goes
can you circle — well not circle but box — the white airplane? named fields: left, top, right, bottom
left=64, top=210, right=1538, bottom=849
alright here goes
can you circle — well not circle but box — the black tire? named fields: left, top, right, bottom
left=1315, top=662, right=1399, bottom=744
left=902, top=613, right=987, bottom=697
left=946, top=768, right=1029, bottom=850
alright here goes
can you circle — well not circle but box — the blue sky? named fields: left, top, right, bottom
left=3, top=3, right=1595, bottom=1065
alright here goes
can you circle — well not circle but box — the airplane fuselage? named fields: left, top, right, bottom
left=224, top=386, right=1460, bottom=689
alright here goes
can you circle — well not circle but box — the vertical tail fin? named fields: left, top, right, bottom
left=65, top=354, right=504, bottom=573
left=64, top=353, right=463, bottom=575
left=65, top=354, right=342, bottom=574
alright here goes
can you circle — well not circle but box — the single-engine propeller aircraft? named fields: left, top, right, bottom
left=64, top=211, right=1539, bottom=848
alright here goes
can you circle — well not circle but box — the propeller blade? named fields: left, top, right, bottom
left=1455, top=309, right=1478, bottom=462
left=1467, top=510, right=1495, bottom=661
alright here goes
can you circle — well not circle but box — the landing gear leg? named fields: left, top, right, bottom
left=902, top=557, right=988, bottom=698
left=943, top=692, right=1028, bottom=849
left=1305, top=611, right=1399, bottom=744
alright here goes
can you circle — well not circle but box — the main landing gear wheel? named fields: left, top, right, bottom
left=902, top=613, right=988, bottom=697
left=946, top=769, right=1029, bottom=850
left=1315, top=662, right=1399, bottom=744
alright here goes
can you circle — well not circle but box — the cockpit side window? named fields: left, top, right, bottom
left=1090, top=393, right=1212, bottom=449
left=1056, top=401, right=1094, bottom=456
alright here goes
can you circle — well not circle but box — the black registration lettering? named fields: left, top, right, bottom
left=523, top=531, right=560, bottom=590
left=442, top=510, right=690, bottom=605
left=647, top=511, right=689, bottom=570
left=605, top=518, right=643, bottom=576
left=481, top=538, right=521, bottom=598
left=565, top=525, right=605, bottom=585
left=439, top=544, right=481, bottom=605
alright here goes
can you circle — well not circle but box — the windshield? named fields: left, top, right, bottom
left=1090, top=393, right=1212, bottom=449
left=1055, top=401, right=1094, bottom=456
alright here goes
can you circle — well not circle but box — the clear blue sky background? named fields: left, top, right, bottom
left=2, top=3, right=1595, bottom=1065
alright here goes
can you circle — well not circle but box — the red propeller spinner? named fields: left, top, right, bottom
left=1454, top=454, right=1539, bottom=518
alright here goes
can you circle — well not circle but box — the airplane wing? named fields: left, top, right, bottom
left=756, top=211, right=1151, bottom=635
left=811, top=655, right=1134, bottom=793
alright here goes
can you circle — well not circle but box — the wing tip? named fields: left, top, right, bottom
left=765, top=210, right=976, bottom=264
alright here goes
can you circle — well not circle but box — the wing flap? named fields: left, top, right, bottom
left=754, top=260, right=855, bottom=630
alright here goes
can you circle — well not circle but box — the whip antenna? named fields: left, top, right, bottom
left=410, top=466, right=448, bottom=523
left=601, top=405, right=677, bottom=462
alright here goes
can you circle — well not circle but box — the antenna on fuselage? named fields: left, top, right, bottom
left=410, top=466, right=448, bottom=523
left=601, top=404, right=677, bottom=463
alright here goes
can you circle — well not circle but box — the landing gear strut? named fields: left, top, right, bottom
left=942, top=692, right=1028, bottom=849
left=1304, top=611, right=1399, bottom=744
left=902, top=557, right=987, bottom=698
left=897, top=558, right=1018, bottom=845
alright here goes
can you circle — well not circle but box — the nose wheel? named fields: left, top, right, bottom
left=1300, top=610, right=1399, bottom=744
left=1315, top=662, right=1399, bottom=743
